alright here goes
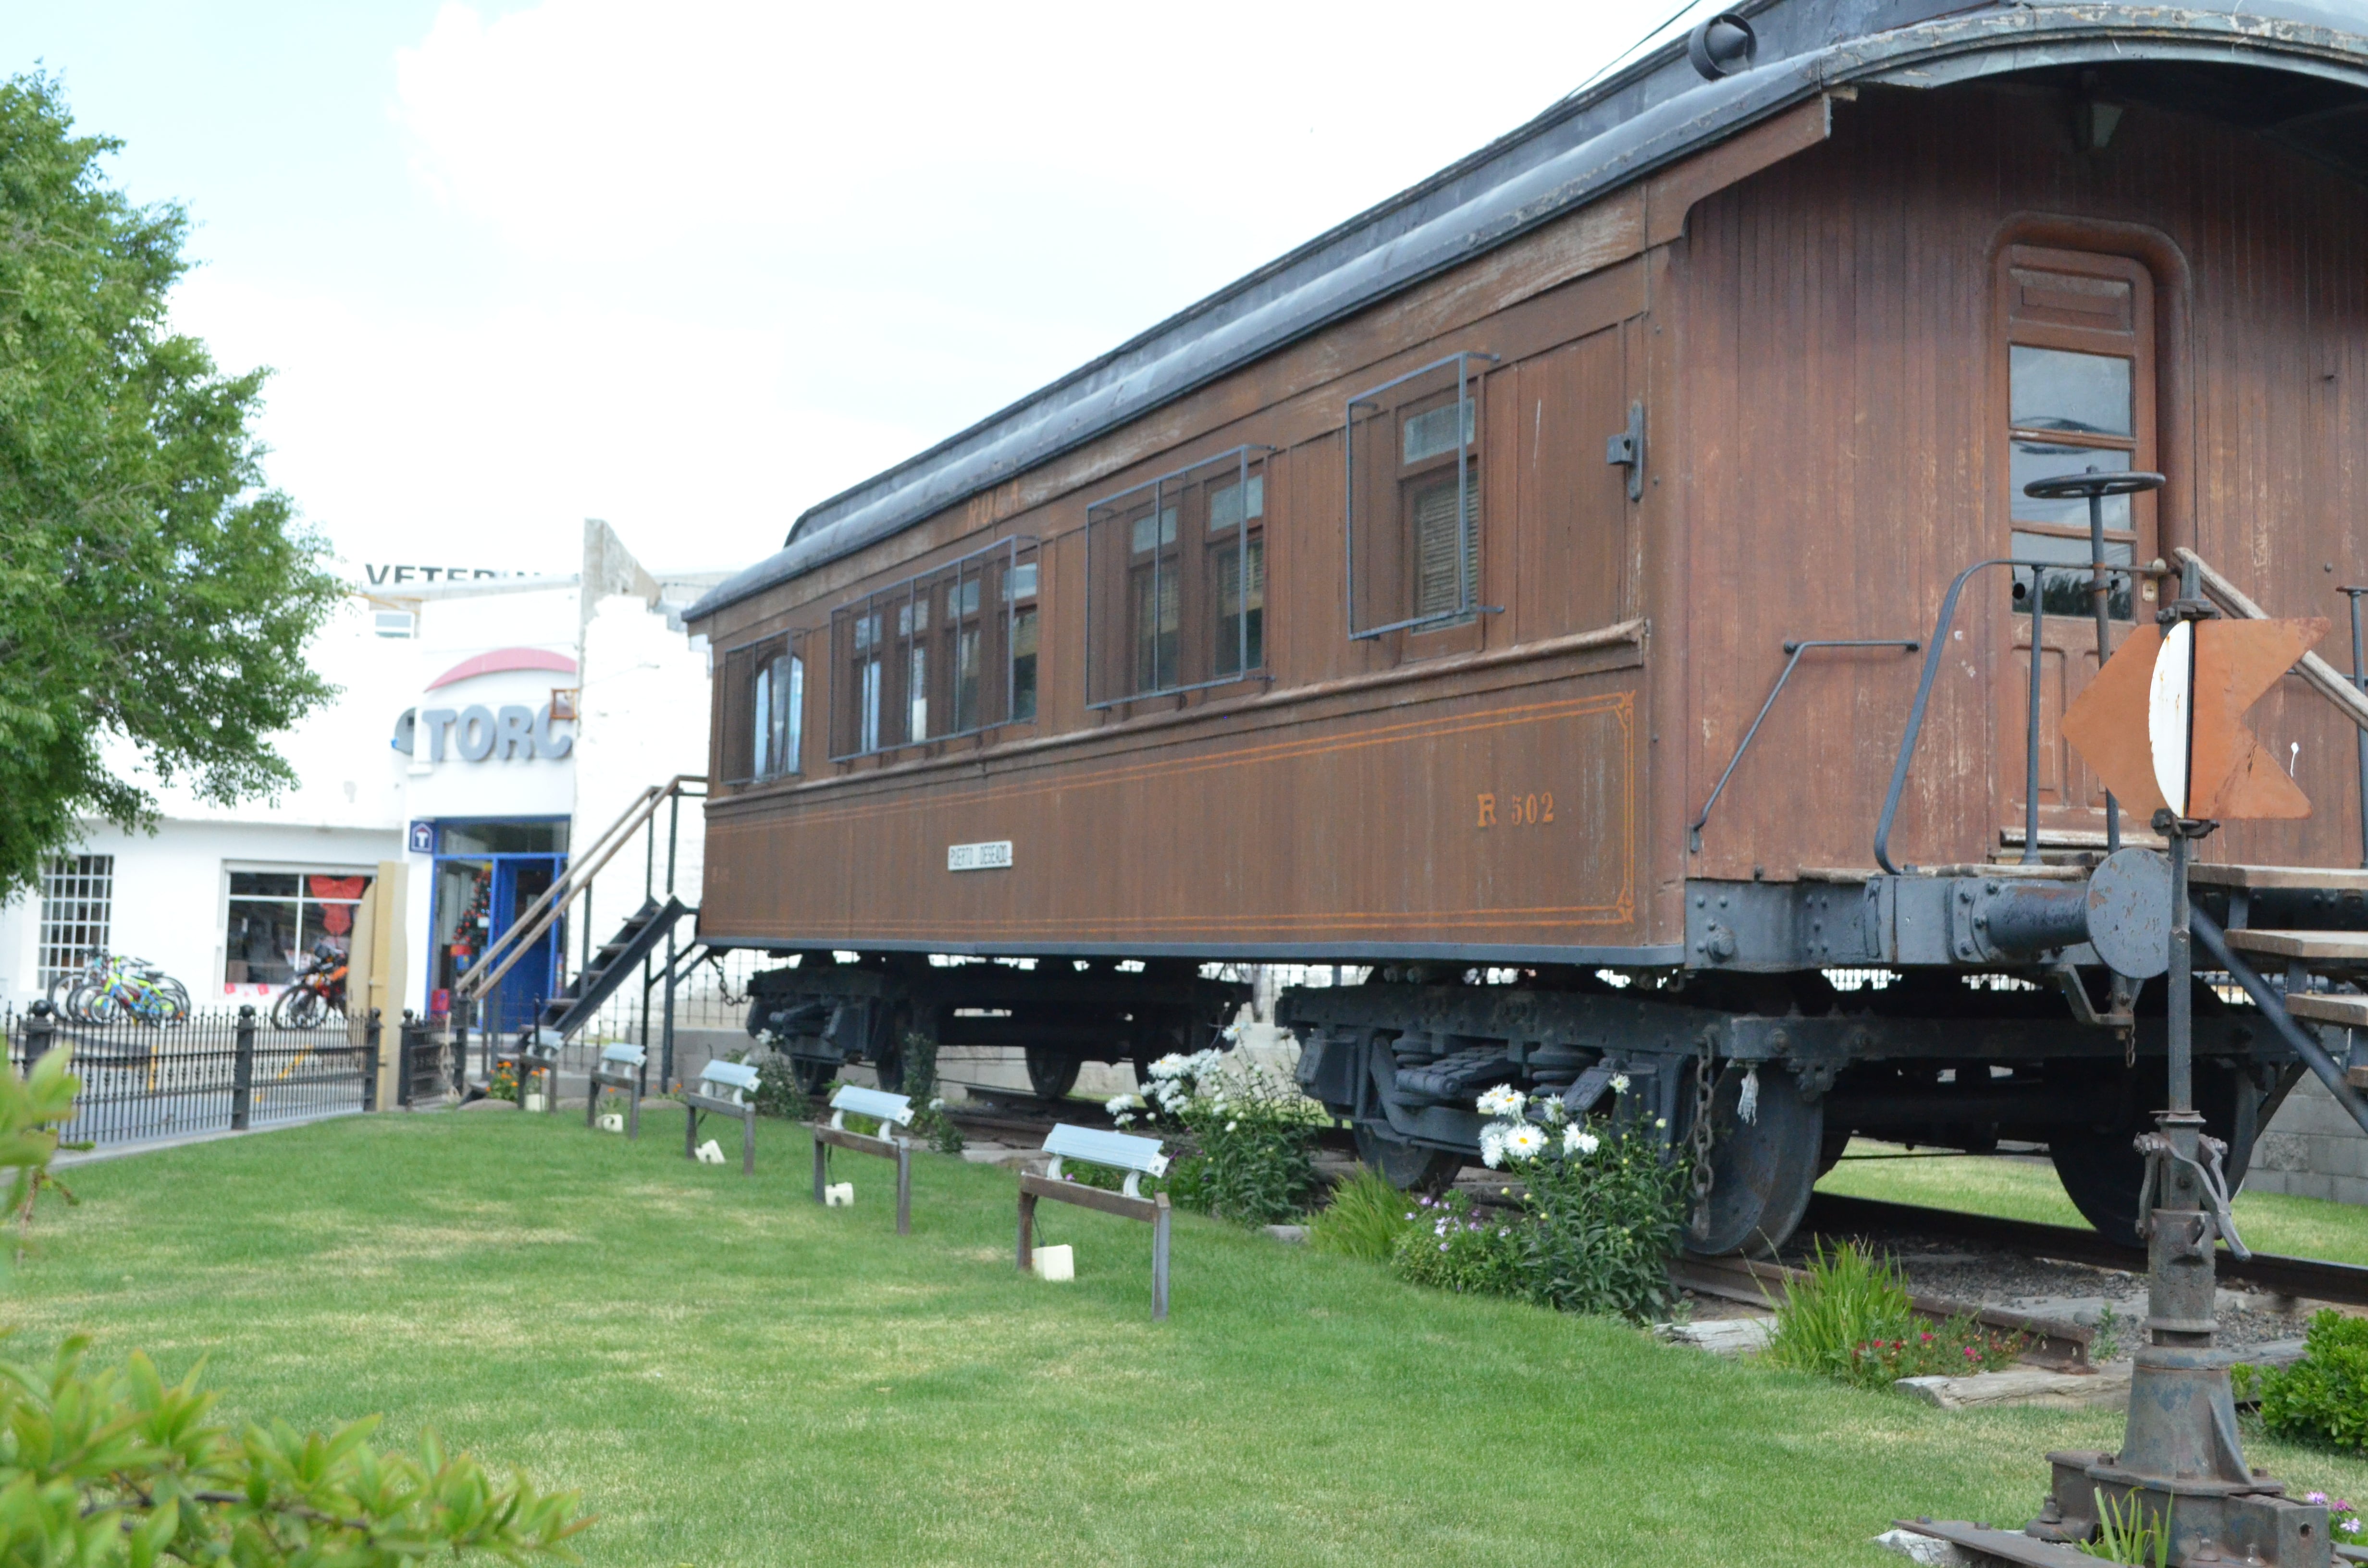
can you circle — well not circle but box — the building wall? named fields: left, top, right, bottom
left=1, top=528, right=715, bottom=1020
left=2247, top=1076, right=2368, bottom=1205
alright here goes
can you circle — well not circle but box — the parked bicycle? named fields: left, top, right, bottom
left=54, top=953, right=190, bottom=1027
left=271, top=940, right=348, bottom=1030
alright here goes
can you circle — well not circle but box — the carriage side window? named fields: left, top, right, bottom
left=750, top=642, right=802, bottom=779
left=2002, top=250, right=2155, bottom=619
left=1084, top=445, right=1271, bottom=707
left=718, top=632, right=801, bottom=785
left=829, top=537, right=1039, bottom=760
left=1346, top=352, right=1495, bottom=639
left=1010, top=561, right=1040, bottom=722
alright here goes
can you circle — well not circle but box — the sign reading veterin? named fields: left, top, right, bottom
left=947, top=841, right=1014, bottom=872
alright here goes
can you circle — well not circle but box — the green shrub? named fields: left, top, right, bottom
left=1390, top=1191, right=1529, bottom=1296
left=0, top=1336, right=589, bottom=1566
left=1377, top=1120, right=1692, bottom=1323
left=1152, top=1053, right=1322, bottom=1226
left=1308, top=1168, right=1422, bottom=1262
left=752, top=1054, right=812, bottom=1121
left=896, top=1031, right=965, bottom=1156
left=2260, top=1310, right=2368, bottom=1451
left=1515, top=1126, right=1694, bottom=1323
left=1763, top=1241, right=2023, bottom=1389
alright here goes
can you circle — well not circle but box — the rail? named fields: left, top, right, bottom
left=1802, top=1190, right=2368, bottom=1309
left=1874, top=558, right=2136, bottom=874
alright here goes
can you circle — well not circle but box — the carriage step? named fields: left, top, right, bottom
left=2191, top=862, right=2368, bottom=893
left=2285, top=991, right=2368, bottom=1029
left=2222, top=928, right=2368, bottom=964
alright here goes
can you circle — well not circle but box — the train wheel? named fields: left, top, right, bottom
left=1024, top=1047, right=1080, bottom=1102
left=2050, top=1060, right=2261, bottom=1246
left=1353, top=1124, right=1461, bottom=1193
left=1682, top=1064, right=1825, bottom=1259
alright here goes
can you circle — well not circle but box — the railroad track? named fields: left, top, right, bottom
left=1799, top=1191, right=2368, bottom=1311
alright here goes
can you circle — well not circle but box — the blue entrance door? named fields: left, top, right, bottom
left=490, top=856, right=563, bottom=1034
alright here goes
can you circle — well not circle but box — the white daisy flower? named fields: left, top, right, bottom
left=1478, top=1124, right=1508, bottom=1168
left=1537, top=1096, right=1566, bottom=1124
left=1607, top=1072, right=1631, bottom=1093
left=1501, top=1124, right=1548, bottom=1163
left=1565, top=1126, right=1600, bottom=1157
left=1105, top=1093, right=1143, bottom=1116
left=1225, top=1120, right=1239, bottom=1132
left=1148, top=1054, right=1190, bottom=1080
left=1475, top=1084, right=1526, bottom=1117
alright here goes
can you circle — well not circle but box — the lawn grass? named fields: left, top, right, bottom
left=1817, top=1141, right=2368, bottom=1266
left=12, top=1110, right=2368, bottom=1567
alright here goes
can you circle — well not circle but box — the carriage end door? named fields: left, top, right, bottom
left=1998, top=245, right=2159, bottom=851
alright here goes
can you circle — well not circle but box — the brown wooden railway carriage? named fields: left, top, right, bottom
left=684, top=0, right=2368, bottom=1253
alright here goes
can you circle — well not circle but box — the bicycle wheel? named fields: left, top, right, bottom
left=72, top=980, right=115, bottom=1025
left=153, top=977, right=192, bottom=1021
left=144, top=982, right=189, bottom=1028
left=272, top=985, right=322, bottom=1031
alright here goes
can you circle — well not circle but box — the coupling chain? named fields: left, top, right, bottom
left=1688, top=1049, right=1719, bottom=1235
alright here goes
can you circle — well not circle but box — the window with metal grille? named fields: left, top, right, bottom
left=829, top=537, right=1039, bottom=760
left=1084, top=446, right=1271, bottom=707
left=37, top=854, right=113, bottom=989
left=1346, top=352, right=1495, bottom=638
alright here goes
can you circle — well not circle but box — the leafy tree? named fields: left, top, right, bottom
left=0, top=1049, right=593, bottom=1564
left=0, top=72, right=340, bottom=897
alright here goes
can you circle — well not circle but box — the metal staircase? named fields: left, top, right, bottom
left=2188, top=894, right=2368, bottom=1137
left=533, top=894, right=691, bottom=1039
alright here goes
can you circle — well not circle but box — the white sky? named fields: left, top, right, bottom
left=2, top=1, right=1696, bottom=579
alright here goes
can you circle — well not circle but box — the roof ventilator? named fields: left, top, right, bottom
left=1688, top=12, right=1756, bottom=79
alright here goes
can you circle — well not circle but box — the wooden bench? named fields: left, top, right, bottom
left=683, top=1059, right=761, bottom=1174
left=493, top=1035, right=561, bottom=1113
left=586, top=1042, right=646, bottom=1138
left=1017, top=1123, right=1173, bottom=1321
left=810, top=1084, right=917, bottom=1236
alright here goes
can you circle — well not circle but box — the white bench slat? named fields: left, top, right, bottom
left=829, top=1085, right=915, bottom=1127
left=1044, top=1122, right=1169, bottom=1178
left=695, top=1060, right=761, bottom=1108
left=600, top=1043, right=646, bottom=1068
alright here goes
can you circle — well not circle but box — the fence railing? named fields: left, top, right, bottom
left=2, top=1003, right=379, bottom=1149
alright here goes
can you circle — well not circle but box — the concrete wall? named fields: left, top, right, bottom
left=2247, top=1075, right=2368, bottom=1205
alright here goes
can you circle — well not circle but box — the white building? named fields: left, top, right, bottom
left=0, top=522, right=718, bottom=1031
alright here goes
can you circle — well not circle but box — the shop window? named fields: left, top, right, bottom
left=37, top=854, right=113, bottom=990
left=1346, top=352, right=1495, bottom=638
left=224, top=870, right=372, bottom=986
left=828, top=537, right=1039, bottom=760
left=1084, top=446, right=1271, bottom=706
left=373, top=609, right=417, bottom=638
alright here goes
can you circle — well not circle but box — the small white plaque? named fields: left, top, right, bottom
left=948, top=840, right=1013, bottom=872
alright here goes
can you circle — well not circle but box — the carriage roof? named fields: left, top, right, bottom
left=685, top=0, right=2368, bottom=625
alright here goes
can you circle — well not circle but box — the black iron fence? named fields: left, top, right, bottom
left=1, top=1003, right=379, bottom=1149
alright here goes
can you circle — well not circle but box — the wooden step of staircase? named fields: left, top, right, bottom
left=2192, top=863, right=2368, bottom=892
left=2223, top=928, right=2368, bottom=963
left=2285, top=992, right=2368, bottom=1029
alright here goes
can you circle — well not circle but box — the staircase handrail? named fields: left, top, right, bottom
left=2173, top=548, right=2368, bottom=733
left=455, top=775, right=703, bottom=1005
